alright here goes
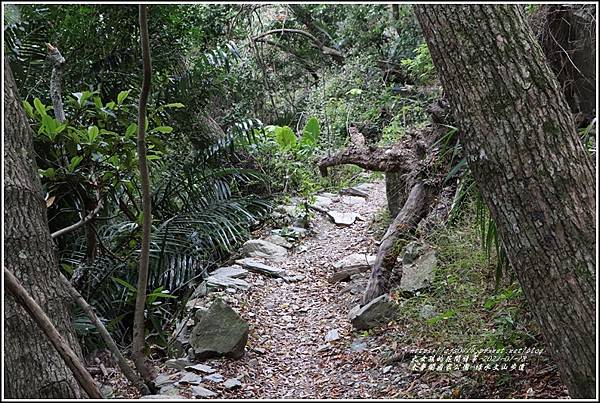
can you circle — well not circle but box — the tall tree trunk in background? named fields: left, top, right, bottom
left=3, top=59, right=87, bottom=399
left=415, top=5, right=596, bottom=398
left=131, top=4, right=156, bottom=384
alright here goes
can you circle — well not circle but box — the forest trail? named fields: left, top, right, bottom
left=148, top=178, right=415, bottom=399
left=213, top=178, right=399, bottom=399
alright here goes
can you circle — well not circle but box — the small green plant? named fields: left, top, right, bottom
left=401, top=43, right=436, bottom=84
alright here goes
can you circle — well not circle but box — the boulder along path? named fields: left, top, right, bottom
left=148, top=179, right=419, bottom=399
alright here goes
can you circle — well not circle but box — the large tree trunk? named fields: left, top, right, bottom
left=415, top=5, right=596, bottom=398
left=3, top=59, right=87, bottom=398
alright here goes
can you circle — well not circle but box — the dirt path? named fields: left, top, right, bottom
left=203, top=179, right=406, bottom=399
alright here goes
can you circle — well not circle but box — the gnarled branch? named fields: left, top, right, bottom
left=317, top=128, right=413, bottom=176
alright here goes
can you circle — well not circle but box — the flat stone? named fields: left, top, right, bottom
left=206, top=275, right=251, bottom=291
left=341, top=195, right=366, bottom=206
left=235, top=258, right=286, bottom=278
left=349, top=294, right=396, bottom=330
left=178, top=372, right=203, bottom=385
left=265, top=234, right=293, bottom=249
left=165, top=358, right=192, bottom=371
left=204, top=373, right=224, bottom=383
left=400, top=248, right=437, bottom=293
left=211, top=265, right=248, bottom=278
left=341, top=187, right=369, bottom=197
left=333, top=253, right=376, bottom=270
left=402, top=241, right=424, bottom=265
left=325, top=329, right=340, bottom=342
left=243, top=239, right=287, bottom=258
left=327, top=211, right=360, bottom=226
left=350, top=340, right=368, bottom=352
left=311, top=195, right=333, bottom=209
left=184, top=363, right=216, bottom=374
left=223, top=378, right=242, bottom=389
left=155, top=373, right=178, bottom=388
left=189, top=299, right=249, bottom=360
left=282, top=273, right=305, bottom=283
left=191, top=385, right=217, bottom=398
left=317, top=343, right=331, bottom=352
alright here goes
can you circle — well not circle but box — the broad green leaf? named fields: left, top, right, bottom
left=162, top=102, right=184, bottom=109
left=67, top=155, right=84, bottom=173
left=22, top=100, right=33, bottom=117
left=152, top=126, right=173, bottom=134
left=93, top=96, right=103, bottom=109
left=33, top=98, right=46, bottom=116
left=87, top=125, right=99, bottom=143
left=125, top=123, right=137, bottom=138
left=117, top=90, right=130, bottom=105
left=301, top=116, right=320, bottom=146
left=347, top=88, right=363, bottom=96
left=106, top=101, right=116, bottom=109
left=275, top=126, right=297, bottom=150
left=39, top=167, right=55, bottom=178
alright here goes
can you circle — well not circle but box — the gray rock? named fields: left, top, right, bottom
left=353, top=183, right=374, bottom=192
left=402, top=241, right=424, bottom=265
left=191, top=385, right=217, bottom=398
left=203, top=373, right=224, bottom=383
left=400, top=248, right=437, bottom=293
left=327, top=211, right=360, bottom=226
left=243, top=239, right=287, bottom=258
left=155, top=373, right=178, bottom=388
left=349, top=294, right=396, bottom=330
left=193, top=307, right=209, bottom=323
left=341, top=187, right=369, bottom=197
left=325, top=329, right=340, bottom=342
left=289, top=226, right=308, bottom=237
left=178, top=372, right=203, bottom=385
left=184, top=363, right=216, bottom=374
left=265, top=234, right=293, bottom=249
left=419, top=304, right=437, bottom=320
left=282, top=273, right=305, bottom=283
left=341, top=195, right=366, bottom=206
left=189, top=299, right=249, bottom=360
left=206, top=274, right=251, bottom=291
left=311, top=195, right=333, bottom=209
left=235, top=258, right=286, bottom=277
left=317, top=343, right=332, bottom=352
left=333, top=253, right=376, bottom=270
left=165, top=358, right=192, bottom=371
left=158, top=384, right=182, bottom=397
left=189, top=282, right=208, bottom=299
left=319, top=192, right=338, bottom=199
left=350, top=340, right=368, bottom=352
left=211, top=265, right=248, bottom=278
left=224, top=378, right=242, bottom=390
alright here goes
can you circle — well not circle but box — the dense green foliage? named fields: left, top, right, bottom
left=5, top=3, right=527, bottom=353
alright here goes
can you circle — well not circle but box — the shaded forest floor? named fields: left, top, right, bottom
left=93, top=178, right=568, bottom=399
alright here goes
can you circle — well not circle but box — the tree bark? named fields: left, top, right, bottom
left=415, top=4, right=596, bottom=398
left=362, top=183, right=429, bottom=304
left=131, top=4, right=156, bottom=384
left=4, top=268, right=103, bottom=399
left=3, top=59, right=86, bottom=399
